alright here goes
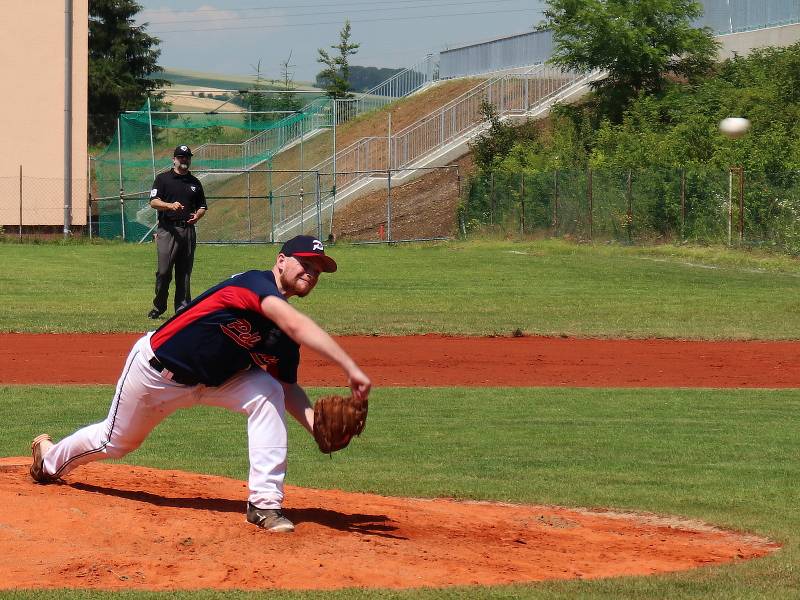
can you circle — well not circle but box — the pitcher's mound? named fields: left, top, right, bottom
left=0, top=457, right=778, bottom=591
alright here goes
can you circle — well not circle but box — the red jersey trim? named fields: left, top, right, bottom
left=150, top=286, right=262, bottom=350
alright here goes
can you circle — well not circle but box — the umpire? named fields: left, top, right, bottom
left=148, top=145, right=207, bottom=319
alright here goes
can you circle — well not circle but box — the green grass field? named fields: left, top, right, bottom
left=1, top=240, right=799, bottom=337
left=2, top=385, right=799, bottom=599
left=1, top=239, right=799, bottom=598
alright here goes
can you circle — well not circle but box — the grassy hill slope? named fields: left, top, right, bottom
left=199, top=78, right=482, bottom=241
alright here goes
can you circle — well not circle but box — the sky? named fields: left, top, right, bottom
left=135, top=0, right=547, bottom=85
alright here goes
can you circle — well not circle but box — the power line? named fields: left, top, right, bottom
left=150, top=7, right=539, bottom=34
left=144, top=0, right=527, bottom=15
left=144, top=0, right=521, bottom=26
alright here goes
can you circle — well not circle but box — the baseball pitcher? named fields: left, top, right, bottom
left=30, top=235, right=370, bottom=532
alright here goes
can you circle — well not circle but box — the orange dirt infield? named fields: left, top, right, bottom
left=0, top=459, right=779, bottom=591
left=1, top=334, right=791, bottom=590
left=2, top=333, right=800, bottom=387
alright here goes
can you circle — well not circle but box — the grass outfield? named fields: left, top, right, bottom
left=1, top=385, right=798, bottom=599
left=1, top=238, right=798, bottom=597
left=1, top=239, right=799, bottom=338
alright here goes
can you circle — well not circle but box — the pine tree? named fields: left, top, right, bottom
left=89, top=0, right=166, bottom=144
left=316, top=20, right=360, bottom=99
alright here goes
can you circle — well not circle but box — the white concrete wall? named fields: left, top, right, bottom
left=0, top=1, right=88, bottom=228
left=717, top=22, right=800, bottom=58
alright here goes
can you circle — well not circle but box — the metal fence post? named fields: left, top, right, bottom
left=459, top=167, right=467, bottom=238
left=490, top=171, right=495, bottom=226
left=299, top=186, right=304, bottom=235
left=626, top=169, right=633, bottom=243
left=269, top=190, right=275, bottom=243
left=680, top=169, right=686, bottom=239
left=553, top=169, right=559, bottom=232
left=119, top=188, right=126, bottom=241
left=18, top=165, right=22, bottom=241
left=524, top=76, right=529, bottom=110
left=316, top=171, right=323, bottom=241
left=519, top=172, right=525, bottom=234
left=332, top=99, right=337, bottom=213
left=738, top=166, right=745, bottom=242
left=587, top=167, right=593, bottom=241
left=147, top=97, right=156, bottom=182
left=116, top=116, right=123, bottom=195
left=246, top=170, right=252, bottom=242
left=387, top=168, right=393, bottom=241
left=727, top=168, right=733, bottom=246
left=87, top=155, right=92, bottom=241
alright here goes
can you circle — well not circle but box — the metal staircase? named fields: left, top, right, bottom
left=269, top=64, right=604, bottom=240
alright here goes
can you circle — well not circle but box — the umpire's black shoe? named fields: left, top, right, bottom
left=246, top=502, right=295, bottom=532
left=147, top=308, right=165, bottom=319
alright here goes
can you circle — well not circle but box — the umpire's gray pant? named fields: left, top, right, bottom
left=153, top=223, right=196, bottom=313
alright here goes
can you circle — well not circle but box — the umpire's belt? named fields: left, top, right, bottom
left=149, top=357, right=199, bottom=386
left=161, top=220, right=190, bottom=228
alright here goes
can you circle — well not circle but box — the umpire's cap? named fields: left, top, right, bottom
left=173, top=145, right=193, bottom=157
left=280, top=235, right=337, bottom=273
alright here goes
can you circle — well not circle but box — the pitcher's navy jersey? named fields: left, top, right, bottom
left=150, top=270, right=299, bottom=386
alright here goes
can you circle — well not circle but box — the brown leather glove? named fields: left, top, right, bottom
left=312, top=394, right=368, bottom=454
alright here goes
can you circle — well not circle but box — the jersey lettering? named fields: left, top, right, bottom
left=251, top=352, right=279, bottom=370
left=220, top=318, right=262, bottom=349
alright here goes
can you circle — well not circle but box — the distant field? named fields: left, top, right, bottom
left=152, top=68, right=326, bottom=118
left=156, top=67, right=321, bottom=92
left=161, top=89, right=245, bottom=113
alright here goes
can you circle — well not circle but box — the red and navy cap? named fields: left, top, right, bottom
left=280, top=235, right=337, bottom=273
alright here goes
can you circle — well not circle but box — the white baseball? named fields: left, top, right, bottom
left=719, top=117, right=751, bottom=139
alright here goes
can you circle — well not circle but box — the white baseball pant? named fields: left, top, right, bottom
left=42, top=333, right=289, bottom=509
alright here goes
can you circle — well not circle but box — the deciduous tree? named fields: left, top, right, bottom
left=543, top=0, right=718, bottom=119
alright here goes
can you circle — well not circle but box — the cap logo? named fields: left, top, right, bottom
left=312, top=239, right=324, bottom=251
left=180, top=146, right=188, bottom=152
left=190, top=186, right=196, bottom=192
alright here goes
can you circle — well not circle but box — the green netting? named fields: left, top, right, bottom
left=93, top=98, right=333, bottom=241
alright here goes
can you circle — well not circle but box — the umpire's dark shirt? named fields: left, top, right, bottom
left=150, top=170, right=207, bottom=225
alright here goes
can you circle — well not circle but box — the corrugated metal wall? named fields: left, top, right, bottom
left=439, top=0, right=800, bottom=78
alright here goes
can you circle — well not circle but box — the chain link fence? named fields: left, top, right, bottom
left=88, top=166, right=462, bottom=245
left=90, top=169, right=328, bottom=244
left=0, top=175, right=88, bottom=239
left=461, top=168, right=800, bottom=252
